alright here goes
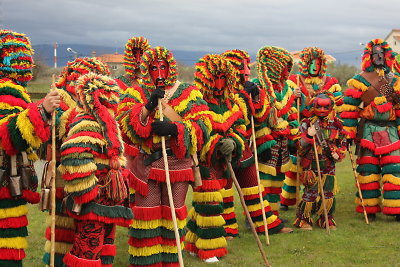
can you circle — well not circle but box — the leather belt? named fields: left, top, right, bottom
left=143, top=148, right=173, bottom=166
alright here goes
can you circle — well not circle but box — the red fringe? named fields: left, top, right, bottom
left=162, top=235, right=185, bottom=246
left=130, top=263, right=162, bottom=267
left=358, top=182, right=380, bottom=191
left=360, top=139, right=376, bottom=151
left=185, top=242, right=198, bottom=253
left=243, top=193, right=260, bottom=201
left=129, top=104, right=153, bottom=138
left=383, top=183, right=400, bottom=191
left=344, top=88, right=363, bottom=98
left=382, top=207, right=400, bottom=215
left=170, top=123, right=187, bottom=159
left=287, top=113, right=297, bottom=121
left=74, top=187, right=98, bottom=204
left=266, top=217, right=281, bottom=230
left=356, top=205, right=381, bottom=214
left=264, top=187, right=282, bottom=194
left=129, top=236, right=162, bottom=247
left=0, top=248, right=25, bottom=260
left=373, top=102, right=393, bottom=113
left=0, top=215, right=28, bottom=229
left=67, top=211, right=132, bottom=227
left=340, top=111, right=359, bottom=119
left=207, top=137, right=221, bottom=165
left=198, top=248, right=228, bottom=260
left=0, top=122, right=19, bottom=155
left=222, top=196, right=234, bottom=203
left=124, top=143, right=139, bottom=157
left=357, top=156, right=380, bottom=165
left=280, top=196, right=297, bottom=206
left=61, top=146, right=91, bottom=157
left=127, top=170, right=148, bottom=196
left=249, top=205, right=272, bottom=217
left=162, top=205, right=187, bottom=220
left=56, top=187, right=65, bottom=199
left=132, top=206, right=162, bottom=221
left=45, top=227, right=75, bottom=243
left=375, top=140, right=400, bottom=155
left=381, top=155, right=400, bottom=165
left=22, top=190, right=40, bottom=204
left=63, top=252, right=101, bottom=267
left=148, top=168, right=193, bottom=183
left=285, top=171, right=296, bottom=179
left=27, top=103, right=50, bottom=142
left=224, top=228, right=238, bottom=235
left=197, top=180, right=223, bottom=191
left=100, top=244, right=116, bottom=256
left=1, top=95, right=28, bottom=108
left=222, top=212, right=236, bottom=220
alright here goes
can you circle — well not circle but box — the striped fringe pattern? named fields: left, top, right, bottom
left=219, top=188, right=238, bottom=237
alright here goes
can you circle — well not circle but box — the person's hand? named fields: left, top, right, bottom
left=244, top=81, right=260, bottom=97
left=151, top=121, right=178, bottom=136
left=145, top=87, right=165, bottom=111
left=219, top=138, right=236, bottom=162
left=293, top=87, right=301, bottom=98
left=42, top=90, right=61, bottom=114
left=307, top=124, right=317, bottom=137
left=332, top=151, right=340, bottom=160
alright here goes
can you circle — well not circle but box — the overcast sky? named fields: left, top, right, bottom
left=1, top=0, right=399, bottom=59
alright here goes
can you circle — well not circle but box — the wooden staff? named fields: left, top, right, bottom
left=250, top=116, right=270, bottom=246
left=313, top=138, right=330, bottom=234
left=158, top=99, right=184, bottom=267
left=226, top=159, right=271, bottom=267
left=348, top=147, right=369, bottom=224
left=296, top=98, right=301, bottom=206
left=50, top=75, right=57, bottom=267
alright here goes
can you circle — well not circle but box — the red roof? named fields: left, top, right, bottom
left=97, top=52, right=124, bottom=64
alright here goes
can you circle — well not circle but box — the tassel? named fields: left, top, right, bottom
left=300, top=170, right=317, bottom=187
left=99, top=157, right=128, bottom=202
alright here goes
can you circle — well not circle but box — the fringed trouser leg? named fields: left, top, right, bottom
left=380, top=149, right=400, bottom=216
left=280, top=155, right=299, bottom=207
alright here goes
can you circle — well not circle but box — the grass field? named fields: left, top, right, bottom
left=24, top=156, right=400, bottom=267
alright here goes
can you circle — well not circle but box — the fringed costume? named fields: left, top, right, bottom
left=0, top=30, right=50, bottom=267
left=254, top=46, right=300, bottom=215
left=281, top=47, right=343, bottom=208
left=294, top=93, right=346, bottom=230
left=220, top=49, right=286, bottom=237
left=340, top=39, right=400, bottom=219
left=42, top=58, right=111, bottom=267
left=117, top=46, right=211, bottom=267
left=59, top=74, right=133, bottom=267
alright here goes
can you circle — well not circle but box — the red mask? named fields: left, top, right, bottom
left=313, top=96, right=333, bottom=117
left=309, top=58, right=322, bottom=77
left=149, top=59, right=169, bottom=88
left=280, top=67, right=289, bottom=83
left=239, top=59, right=250, bottom=82
left=212, top=72, right=226, bottom=96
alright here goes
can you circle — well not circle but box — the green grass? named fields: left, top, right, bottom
left=25, top=157, right=400, bottom=267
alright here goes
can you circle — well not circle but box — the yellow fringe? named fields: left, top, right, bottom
left=234, top=93, right=250, bottom=125
left=355, top=198, right=380, bottom=206
left=247, top=200, right=269, bottom=213
left=317, top=198, right=334, bottom=216
left=187, top=207, right=197, bottom=220
left=242, top=185, right=259, bottom=196
left=197, top=215, right=225, bottom=227
left=255, top=127, right=272, bottom=139
left=174, top=90, right=203, bottom=113
left=303, top=201, right=314, bottom=219
left=128, top=244, right=163, bottom=257
left=0, top=205, right=28, bottom=219
left=269, top=202, right=279, bottom=212
left=281, top=190, right=296, bottom=199
left=304, top=77, right=323, bottom=85
left=374, top=96, right=387, bottom=105
left=200, top=135, right=220, bottom=162
left=0, top=80, right=31, bottom=101
left=0, top=237, right=27, bottom=249
left=44, top=240, right=72, bottom=254
left=64, top=175, right=98, bottom=193
left=222, top=207, right=234, bottom=215
left=329, top=84, right=342, bottom=93
left=195, top=237, right=227, bottom=250
left=16, top=109, right=42, bottom=148
left=129, top=188, right=136, bottom=194
left=254, top=96, right=269, bottom=120
left=383, top=199, right=400, bottom=208
left=357, top=174, right=380, bottom=184
left=382, top=174, right=400, bottom=185
left=219, top=188, right=234, bottom=198
left=58, top=162, right=97, bottom=175
left=46, top=214, right=75, bottom=229
left=193, top=191, right=223, bottom=203
left=162, top=242, right=184, bottom=254
left=162, top=218, right=186, bottom=230
left=184, top=230, right=199, bottom=244
left=341, top=104, right=360, bottom=112
left=258, top=163, right=276, bottom=176
left=260, top=180, right=283, bottom=188
left=283, top=176, right=297, bottom=186
left=224, top=222, right=238, bottom=229
left=280, top=161, right=292, bottom=173
left=347, top=79, right=369, bottom=92
left=62, top=135, right=107, bottom=147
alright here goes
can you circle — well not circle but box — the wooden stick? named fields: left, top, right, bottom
left=313, top=138, right=330, bottom=234
left=296, top=98, right=301, bottom=206
left=250, top=116, right=270, bottom=246
left=158, top=99, right=184, bottom=267
left=226, top=160, right=271, bottom=267
left=50, top=74, right=57, bottom=267
left=348, top=147, right=369, bottom=224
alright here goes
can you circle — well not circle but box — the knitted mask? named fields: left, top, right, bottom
left=194, top=54, right=238, bottom=101
left=0, top=30, right=34, bottom=86
left=312, top=92, right=335, bottom=117
left=298, top=47, right=327, bottom=79
left=140, top=46, right=177, bottom=91
left=222, top=49, right=251, bottom=84
left=361, top=39, right=395, bottom=74
left=56, top=57, right=111, bottom=97
left=123, top=36, right=150, bottom=79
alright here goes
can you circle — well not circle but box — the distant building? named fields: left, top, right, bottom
left=384, top=29, right=400, bottom=53
left=95, top=51, right=124, bottom=70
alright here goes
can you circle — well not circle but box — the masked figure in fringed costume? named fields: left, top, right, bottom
left=393, top=54, right=400, bottom=77
left=340, top=39, right=400, bottom=222
left=115, top=37, right=151, bottom=208
left=42, top=58, right=111, bottom=267
left=59, top=73, right=133, bottom=267
left=294, top=92, right=347, bottom=230
left=219, top=49, right=292, bottom=237
left=253, top=46, right=300, bottom=216
left=281, top=47, right=343, bottom=210
left=117, top=46, right=211, bottom=267
left=0, top=29, right=60, bottom=267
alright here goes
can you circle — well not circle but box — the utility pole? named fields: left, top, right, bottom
left=54, top=42, right=57, bottom=68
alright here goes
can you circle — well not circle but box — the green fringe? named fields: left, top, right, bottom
left=224, top=218, right=237, bottom=225
left=383, top=191, right=400, bottom=199
left=282, top=183, right=297, bottom=193
left=7, top=116, right=29, bottom=152
left=344, top=96, right=362, bottom=106
left=223, top=201, right=234, bottom=209
left=356, top=164, right=380, bottom=174
left=129, top=253, right=162, bottom=265
left=193, top=203, right=224, bottom=215
left=199, top=165, right=210, bottom=178
left=0, top=227, right=28, bottom=238
left=42, top=252, right=64, bottom=267
left=0, top=260, right=22, bottom=267
left=266, top=194, right=280, bottom=203
left=356, top=190, right=381, bottom=199
left=100, top=255, right=114, bottom=265
left=244, top=197, right=261, bottom=206
left=0, top=199, right=27, bottom=209
left=129, top=227, right=185, bottom=239
left=382, top=164, right=400, bottom=174
left=196, top=226, right=226, bottom=239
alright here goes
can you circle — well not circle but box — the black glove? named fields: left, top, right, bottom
left=259, top=149, right=271, bottom=162
left=288, top=146, right=297, bottom=155
left=151, top=121, right=178, bottom=136
left=145, top=87, right=165, bottom=111
left=244, top=81, right=260, bottom=97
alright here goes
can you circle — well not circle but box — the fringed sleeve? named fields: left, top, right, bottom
left=339, top=75, right=366, bottom=139
left=0, top=78, right=50, bottom=156
left=59, top=115, right=104, bottom=204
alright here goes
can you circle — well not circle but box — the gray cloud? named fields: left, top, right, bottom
left=2, top=0, right=399, bottom=59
